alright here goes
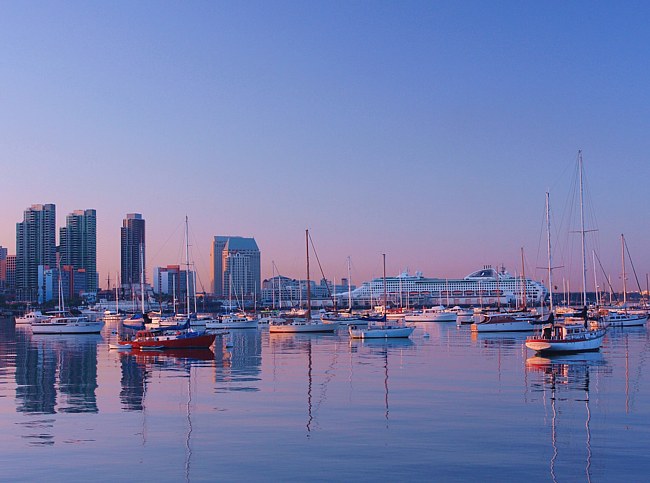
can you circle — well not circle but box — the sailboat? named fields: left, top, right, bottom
left=31, top=265, right=106, bottom=335
left=526, top=153, right=607, bottom=353
left=104, top=275, right=124, bottom=323
left=321, top=257, right=368, bottom=326
left=348, top=254, right=414, bottom=339
left=206, top=273, right=258, bottom=329
left=600, top=235, right=648, bottom=327
left=269, top=230, right=338, bottom=333
left=123, top=243, right=148, bottom=329
left=471, top=248, right=541, bottom=333
left=120, top=217, right=217, bottom=350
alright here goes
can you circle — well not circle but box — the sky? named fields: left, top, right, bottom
left=2, top=1, right=650, bottom=294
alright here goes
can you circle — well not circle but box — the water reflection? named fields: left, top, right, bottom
left=215, top=329, right=262, bottom=391
left=118, top=348, right=216, bottom=411
left=16, top=333, right=101, bottom=414
left=526, top=352, right=608, bottom=483
left=348, top=338, right=415, bottom=425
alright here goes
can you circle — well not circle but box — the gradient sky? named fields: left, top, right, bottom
left=2, top=1, right=650, bottom=294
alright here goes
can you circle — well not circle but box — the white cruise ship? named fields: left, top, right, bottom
left=349, top=265, right=547, bottom=307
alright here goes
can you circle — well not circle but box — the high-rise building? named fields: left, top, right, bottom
left=153, top=265, right=195, bottom=307
left=60, top=209, right=97, bottom=292
left=6, top=255, right=16, bottom=291
left=210, top=236, right=260, bottom=298
left=120, top=213, right=145, bottom=290
left=0, top=246, right=7, bottom=290
left=16, top=204, right=56, bottom=301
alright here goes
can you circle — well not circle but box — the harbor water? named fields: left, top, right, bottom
left=0, top=318, right=648, bottom=481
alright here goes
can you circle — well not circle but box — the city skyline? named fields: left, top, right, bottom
left=2, top=3, right=650, bottom=294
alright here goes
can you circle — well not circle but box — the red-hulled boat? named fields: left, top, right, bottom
left=122, top=328, right=216, bottom=350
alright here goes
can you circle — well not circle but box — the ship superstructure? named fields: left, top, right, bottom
left=349, top=265, right=547, bottom=307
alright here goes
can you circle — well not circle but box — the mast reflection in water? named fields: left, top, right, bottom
left=526, top=352, right=608, bottom=483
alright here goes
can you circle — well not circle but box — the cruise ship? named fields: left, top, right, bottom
left=348, top=265, right=548, bottom=307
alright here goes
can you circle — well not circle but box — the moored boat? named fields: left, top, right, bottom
left=206, top=313, right=259, bottom=329
left=601, top=310, right=647, bottom=327
left=525, top=316, right=606, bottom=353
left=471, top=312, right=540, bottom=333
left=31, top=311, right=105, bottom=334
left=269, top=317, right=338, bottom=333
left=122, top=328, right=216, bottom=350
left=15, top=310, right=49, bottom=325
left=348, top=320, right=414, bottom=339
left=404, top=306, right=457, bottom=323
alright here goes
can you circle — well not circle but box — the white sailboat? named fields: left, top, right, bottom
left=349, top=254, right=414, bottom=339
left=601, top=234, right=648, bottom=327
left=526, top=153, right=607, bottom=353
left=104, top=275, right=124, bottom=323
left=270, top=230, right=338, bottom=334
left=31, top=266, right=105, bottom=335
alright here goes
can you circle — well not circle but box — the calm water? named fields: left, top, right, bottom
left=0, top=318, right=648, bottom=482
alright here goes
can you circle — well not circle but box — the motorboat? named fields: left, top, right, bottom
left=31, top=311, right=105, bottom=334
left=15, top=310, right=49, bottom=325
left=404, top=306, right=457, bottom=323
left=600, top=309, right=647, bottom=327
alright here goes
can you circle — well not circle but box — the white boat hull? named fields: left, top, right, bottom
left=404, top=312, right=457, bottom=323
left=206, top=320, right=258, bottom=329
left=31, top=320, right=105, bottom=334
left=15, top=312, right=49, bottom=325
left=525, top=329, right=606, bottom=353
left=269, top=320, right=338, bottom=333
left=348, top=325, right=414, bottom=339
left=605, top=314, right=647, bottom=327
left=471, top=320, right=537, bottom=333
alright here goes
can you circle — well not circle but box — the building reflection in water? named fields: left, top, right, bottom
left=525, top=352, right=610, bottom=483
left=14, top=334, right=101, bottom=414
left=214, top=330, right=262, bottom=391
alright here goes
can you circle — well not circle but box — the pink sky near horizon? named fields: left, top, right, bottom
left=2, top=3, right=650, bottom=293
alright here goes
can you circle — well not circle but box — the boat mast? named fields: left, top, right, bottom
left=382, top=253, right=387, bottom=317
left=272, top=261, right=276, bottom=309
left=578, top=150, right=588, bottom=307
left=347, top=256, right=352, bottom=311
left=185, top=216, right=191, bottom=315
left=520, top=247, right=527, bottom=310
left=544, top=192, right=555, bottom=313
left=592, top=251, right=599, bottom=306
left=621, top=233, right=627, bottom=306
left=306, top=229, right=311, bottom=320
left=140, top=243, right=145, bottom=314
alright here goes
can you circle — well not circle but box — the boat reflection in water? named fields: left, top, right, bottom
left=348, top=338, right=415, bottom=424
left=525, top=352, right=608, bottom=483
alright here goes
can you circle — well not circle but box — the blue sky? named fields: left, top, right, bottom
left=1, top=1, right=650, bottom=293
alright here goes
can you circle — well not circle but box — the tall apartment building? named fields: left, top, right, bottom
left=120, top=213, right=145, bottom=289
left=210, top=236, right=260, bottom=298
left=60, top=209, right=97, bottom=292
left=16, top=203, right=56, bottom=301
